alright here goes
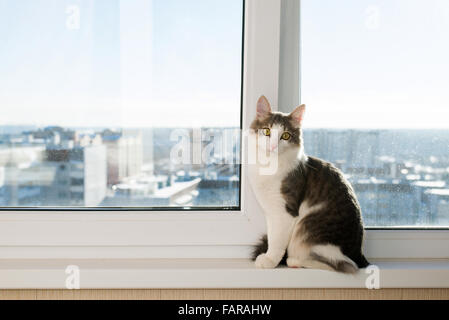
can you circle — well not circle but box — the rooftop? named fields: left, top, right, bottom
left=425, top=189, right=449, bottom=196
left=412, top=181, right=446, bottom=188
left=153, top=178, right=201, bottom=198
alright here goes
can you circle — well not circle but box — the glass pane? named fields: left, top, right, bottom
left=302, top=0, right=449, bottom=227
left=0, top=0, right=243, bottom=209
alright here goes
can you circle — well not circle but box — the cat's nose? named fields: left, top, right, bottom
left=270, top=144, right=278, bottom=151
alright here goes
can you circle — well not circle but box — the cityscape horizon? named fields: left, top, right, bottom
left=0, top=124, right=448, bottom=228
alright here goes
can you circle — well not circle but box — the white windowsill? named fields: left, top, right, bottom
left=1, top=259, right=449, bottom=289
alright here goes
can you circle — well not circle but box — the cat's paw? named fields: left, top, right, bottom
left=255, top=253, right=277, bottom=269
left=286, top=257, right=302, bottom=268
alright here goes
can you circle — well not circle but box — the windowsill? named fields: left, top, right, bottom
left=1, top=259, right=449, bottom=289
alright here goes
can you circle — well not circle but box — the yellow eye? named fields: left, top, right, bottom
left=262, top=128, right=271, bottom=136
left=281, top=132, right=291, bottom=140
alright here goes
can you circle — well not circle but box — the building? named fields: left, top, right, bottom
left=303, top=129, right=381, bottom=173
left=102, top=177, right=200, bottom=207
left=44, top=144, right=107, bottom=206
left=352, top=178, right=415, bottom=226
left=411, top=181, right=446, bottom=224
left=0, top=162, right=56, bottom=206
left=149, top=178, right=201, bottom=206
left=102, top=130, right=144, bottom=186
left=425, top=189, right=449, bottom=225
left=0, top=146, right=47, bottom=206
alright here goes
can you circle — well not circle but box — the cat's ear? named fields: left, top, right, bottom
left=290, top=104, right=306, bottom=127
left=256, top=95, right=272, bottom=119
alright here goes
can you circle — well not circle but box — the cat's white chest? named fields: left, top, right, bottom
left=249, top=165, right=287, bottom=215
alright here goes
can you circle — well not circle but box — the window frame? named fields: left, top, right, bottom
left=0, top=0, right=448, bottom=261
left=0, top=0, right=276, bottom=257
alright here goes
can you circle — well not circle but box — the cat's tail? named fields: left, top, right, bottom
left=309, top=250, right=370, bottom=274
left=252, top=236, right=369, bottom=272
left=309, top=252, right=359, bottom=274
left=251, top=234, right=287, bottom=265
left=354, top=253, right=370, bottom=268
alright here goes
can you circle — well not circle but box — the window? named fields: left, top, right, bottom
left=0, top=0, right=276, bottom=259
left=302, top=0, right=449, bottom=227
left=0, top=0, right=243, bottom=209
left=0, top=0, right=447, bottom=262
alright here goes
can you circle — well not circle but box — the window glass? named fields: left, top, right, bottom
left=302, top=0, right=449, bottom=226
left=0, top=0, right=243, bottom=209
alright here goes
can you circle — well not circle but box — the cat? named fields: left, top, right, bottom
left=249, top=95, right=369, bottom=273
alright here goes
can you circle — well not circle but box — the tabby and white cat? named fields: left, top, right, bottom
left=249, top=96, right=369, bottom=273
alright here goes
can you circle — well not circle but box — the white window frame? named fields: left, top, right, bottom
left=0, top=0, right=448, bottom=261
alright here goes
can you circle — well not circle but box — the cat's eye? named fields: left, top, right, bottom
left=281, top=132, right=291, bottom=140
left=262, top=128, right=271, bottom=136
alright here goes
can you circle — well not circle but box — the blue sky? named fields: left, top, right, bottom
left=0, top=0, right=243, bottom=127
left=0, top=0, right=448, bottom=128
left=302, top=0, right=449, bottom=128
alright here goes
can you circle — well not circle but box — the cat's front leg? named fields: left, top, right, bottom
left=255, top=212, right=295, bottom=269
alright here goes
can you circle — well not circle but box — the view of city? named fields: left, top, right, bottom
left=0, top=126, right=240, bottom=209
left=303, top=129, right=449, bottom=227
left=1, top=125, right=449, bottom=227
left=0, top=1, right=243, bottom=209
left=1, top=0, right=448, bottom=229
left=300, top=0, right=449, bottom=227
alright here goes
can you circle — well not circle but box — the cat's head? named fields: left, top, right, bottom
left=250, top=95, right=305, bottom=157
